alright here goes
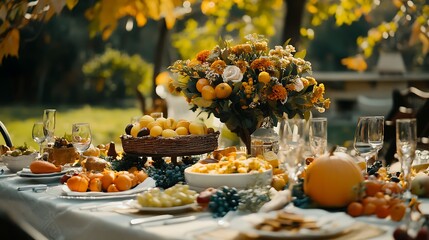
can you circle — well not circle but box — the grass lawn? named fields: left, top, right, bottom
left=0, top=105, right=142, bottom=151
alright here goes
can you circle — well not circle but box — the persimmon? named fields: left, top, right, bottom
left=390, top=203, right=406, bottom=221
left=101, top=171, right=116, bottom=191
left=201, top=85, right=216, bottom=100
left=135, top=170, right=148, bottom=183
left=363, top=202, right=376, bottom=215
left=364, top=180, right=383, bottom=197
left=215, top=83, right=232, bottom=99
left=347, top=202, right=363, bottom=217
left=113, top=174, right=132, bottom=191
left=196, top=78, right=210, bottom=92
left=67, top=175, right=89, bottom=192
left=89, top=178, right=102, bottom=192
left=375, top=204, right=390, bottom=218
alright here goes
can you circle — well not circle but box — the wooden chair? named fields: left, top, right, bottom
left=0, top=121, right=13, bottom=148
left=384, top=87, right=429, bottom=164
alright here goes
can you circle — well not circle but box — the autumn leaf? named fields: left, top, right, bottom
left=66, top=0, right=79, bottom=10
left=0, top=28, right=20, bottom=64
left=341, top=55, right=368, bottom=72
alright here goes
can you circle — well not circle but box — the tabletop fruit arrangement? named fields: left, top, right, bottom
left=121, top=114, right=219, bottom=157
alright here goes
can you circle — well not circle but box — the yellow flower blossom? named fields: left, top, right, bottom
left=210, top=60, right=227, bottom=75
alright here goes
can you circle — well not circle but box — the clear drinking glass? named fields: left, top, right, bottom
left=353, top=116, right=385, bottom=171
left=396, top=118, right=417, bottom=199
left=32, top=122, right=46, bottom=156
left=43, top=109, right=56, bottom=146
left=72, top=123, right=92, bottom=159
left=278, top=118, right=307, bottom=189
left=309, top=117, right=327, bottom=157
left=368, top=116, right=384, bottom=160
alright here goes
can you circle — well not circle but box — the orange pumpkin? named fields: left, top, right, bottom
left=303, top=150, right=364, bottom=208
left=67, top=175, right=89, bottom=192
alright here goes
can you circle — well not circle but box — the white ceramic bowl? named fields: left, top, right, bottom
left=1, top=152, right=38, bottom=173
left=184, top=167, right=272, bottom=191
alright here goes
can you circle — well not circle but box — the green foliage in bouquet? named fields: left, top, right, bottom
left=169, top=34, right=330, bottom=149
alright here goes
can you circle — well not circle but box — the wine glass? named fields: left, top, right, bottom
left=32, top=122, right=46, bottom=157
left=368, top=116, right=384, bottom=160
left=354, top=116, right=385, bottom=172
left=308, top=117, right=327, bottom=157
left=353, top=117, right=374, bottom=173
left=396, top=118, right=417, bottom=199
left=43, top=109, right=56, bottom=146
left=278, top=118, right=307, bottom=189
left=71, top=123, right=92, bottom=160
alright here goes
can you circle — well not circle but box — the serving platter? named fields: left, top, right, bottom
left=60, top=177, right=156, bottom=198
left=229, top=206, right=355, bottom=239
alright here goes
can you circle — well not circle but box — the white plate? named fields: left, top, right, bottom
left=126, top=199, right=197, bottom=213
left=0, top=168, right=16, bottom=178
left=61, top=177, right=156, bottom=197
left=229, top=206, right=355, bottom=239
left=17, top=168, right=70, bottom=177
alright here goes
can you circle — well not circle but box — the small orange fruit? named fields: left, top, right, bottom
left=89, top=178, right=102, bottom=192
left=196, top=78, right=210, bottom=92
left=67, top=175, right=89, bottom=192
left=364, top=180, right=383, bottom=197
left=215, top=83, right=233, bottom=99
left=101, top=171, right=116, bottom=191
left=107, top=184, right=119, bottom=192
left=375, top=204, right=390, bottom=218
left=363, top=202, right=376, bottom=215
left=347, top=202, right=363, bottom=217
left=201, top=85, right=216, bottom=100
left=135, top=170, right=148, bottom=183
left=113, top=174, right=133, bottom=191
left=390, top=202, right=406, bottom=221
left=258, top=71, right=271, bottom=84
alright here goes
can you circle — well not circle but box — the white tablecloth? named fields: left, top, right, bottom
left=0, top=164, right=412, bottom=240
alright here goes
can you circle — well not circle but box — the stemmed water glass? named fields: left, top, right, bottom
left=32, top=122, right=46, bottom=157
left=309, top=117, right=327, bottom=157
left=43, top=109, right=56, bottom=146
left=396, top=118, right=417, bottom=199
left=71, top=123, right=92, bottom=160
left=278, top=118, right=307, bottom=189
left=353, top=116, right=385, bottom=173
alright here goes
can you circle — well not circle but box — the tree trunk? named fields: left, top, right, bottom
left=281, top=0, right=306, bottom=48
left=152, top=19, right=168, bottom=101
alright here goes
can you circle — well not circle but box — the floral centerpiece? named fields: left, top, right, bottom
left=168, top=34, right=330, bottom=152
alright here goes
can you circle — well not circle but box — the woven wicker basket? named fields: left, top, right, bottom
left=121, top=132, right=220, bottom=157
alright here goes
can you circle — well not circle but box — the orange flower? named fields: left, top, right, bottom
left=268, top=84, right=287, bottom=101
left=187, top=59, right=201, bottom=68
left=196, top=50, right=210, bottom=62
left=210, top=60, right=227, bottom=75
left=231, top=44, right=252, bottom=55
left=235, top=60, right=248, bottom=73
left=250, top=58, right=273, bottom=71
left=311, top=84, right=325, bottom=103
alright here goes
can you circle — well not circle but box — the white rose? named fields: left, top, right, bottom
left=292, top=77, right=304, bottom=92
left=222, top=65, right=243, bottom=83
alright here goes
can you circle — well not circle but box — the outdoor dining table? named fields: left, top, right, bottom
left=0, top=162, right=422, bottom=240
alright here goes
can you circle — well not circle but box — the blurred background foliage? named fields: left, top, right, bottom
left=0, top=0, right=428, bottom=148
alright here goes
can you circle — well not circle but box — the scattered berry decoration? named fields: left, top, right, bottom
left=209, top=186, right=240, bottom=218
